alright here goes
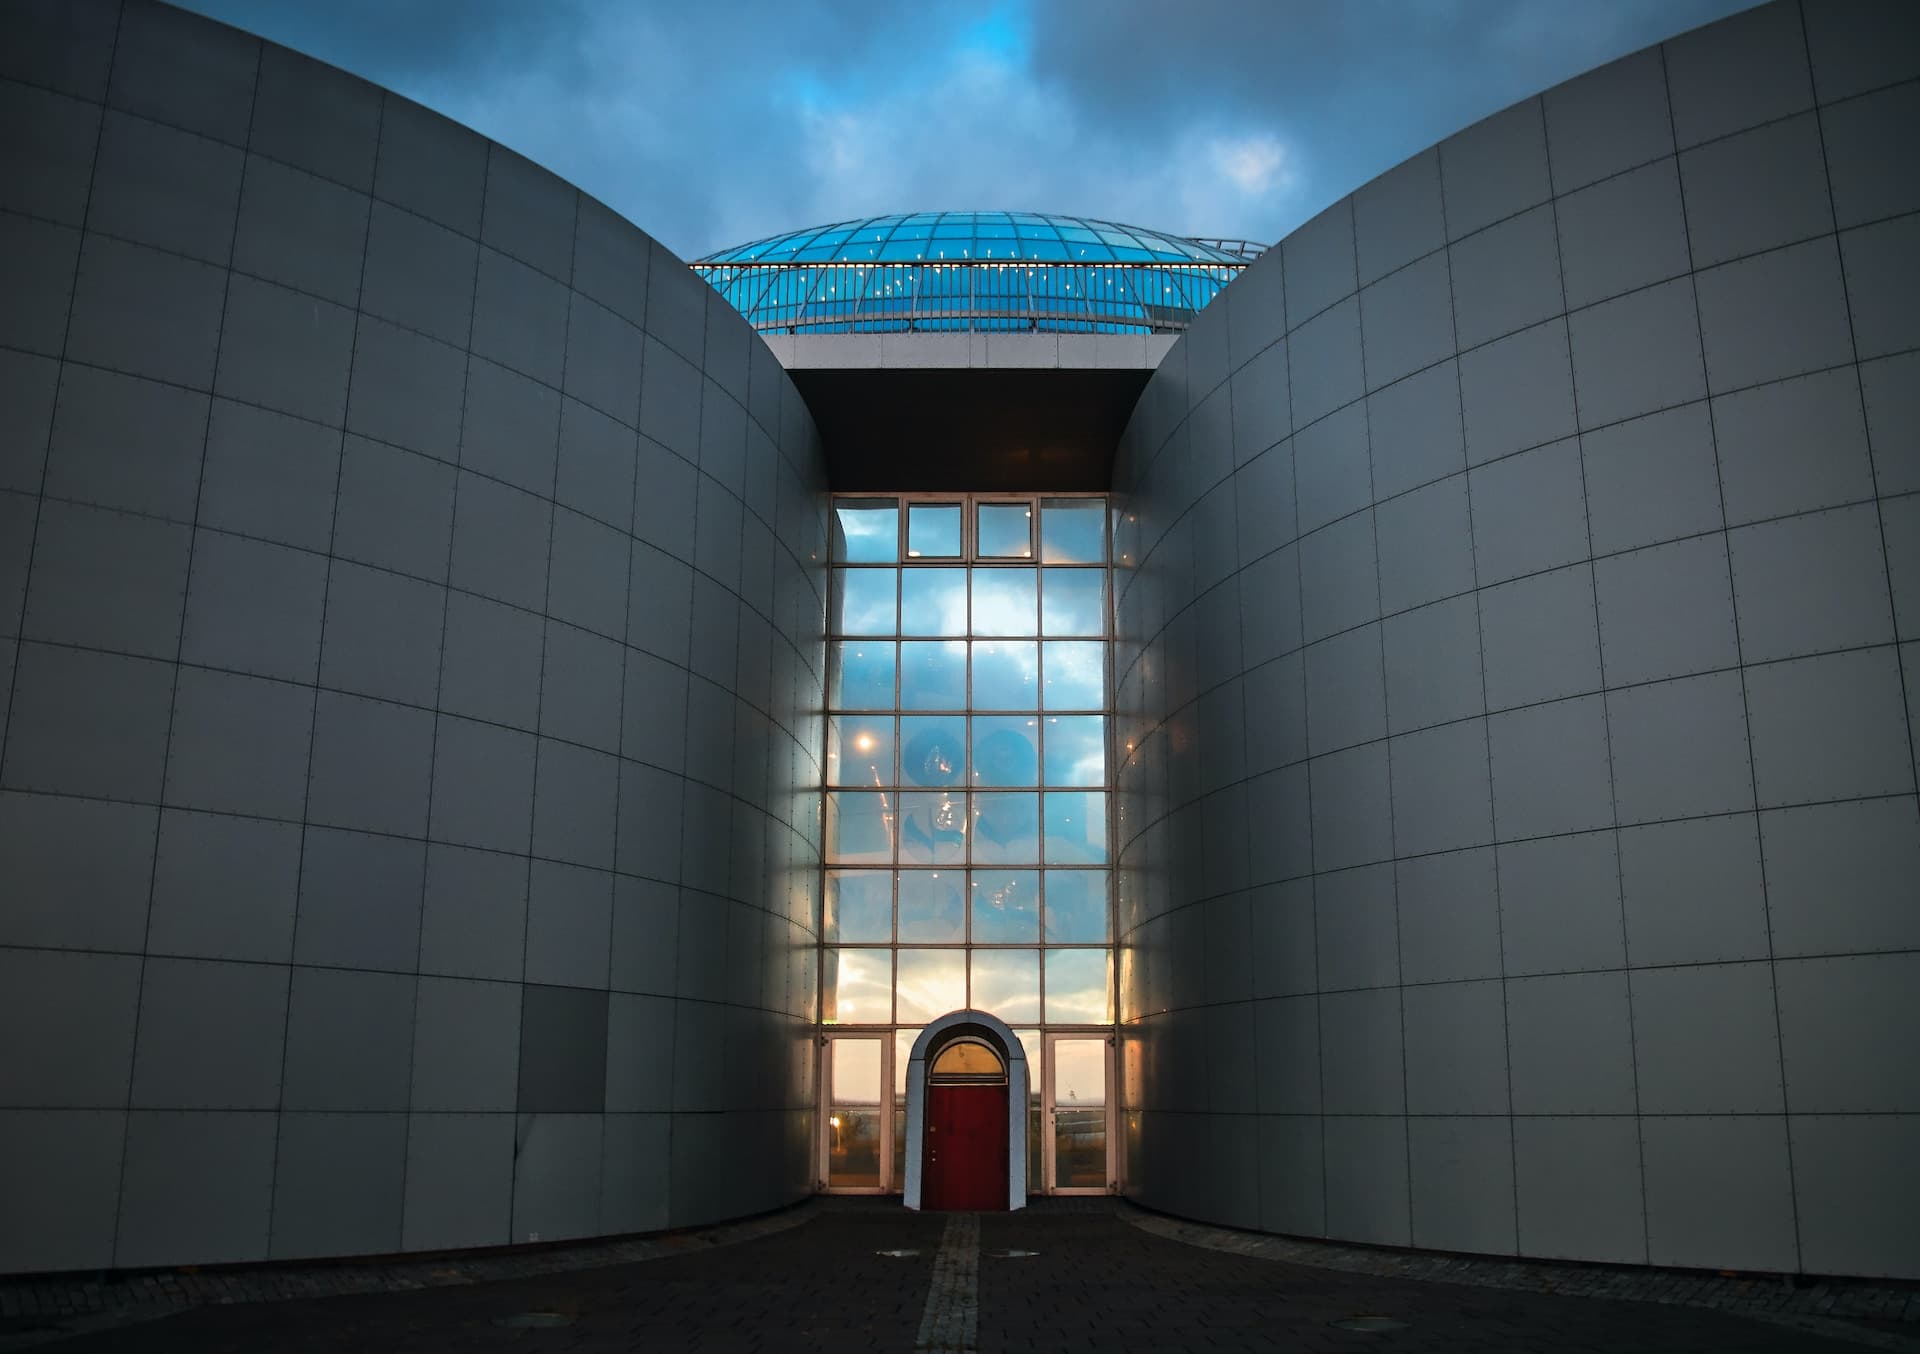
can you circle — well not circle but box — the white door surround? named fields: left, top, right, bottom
left=902, top=1010, right=1029, bottom=1211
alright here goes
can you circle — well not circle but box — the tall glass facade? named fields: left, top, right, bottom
left=821, top=495, right=1115, bottom=1192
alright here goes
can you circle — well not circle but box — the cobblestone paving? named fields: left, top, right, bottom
left=0, top=1203, right=821, bottom=1349
left=1126, top=1208, right=1920, bottom=1332
left=1, top=1199, right=1913, bottom=1352
left=981, top=1208, right=1919, bottom=1354
left=2, top=1206, right=940, bottom=1353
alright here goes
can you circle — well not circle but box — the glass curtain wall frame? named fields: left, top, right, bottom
left=818, top=493, right=1118, bottom=1196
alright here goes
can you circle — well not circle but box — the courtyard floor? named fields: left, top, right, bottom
left=2, top=1198, right=1916, bottom=1352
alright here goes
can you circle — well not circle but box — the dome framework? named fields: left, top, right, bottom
left=692, top=211, right=1257, bottom=335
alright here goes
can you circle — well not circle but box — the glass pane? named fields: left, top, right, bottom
left=1043, top=715, right=1106, bottom=786
left=1052, top=1039, right=1106, bottom=1107
left=823, top=948, right=892, bottom=1023
left=900, top=567, right=968, bottom=636
left=972, top=641, right=1039, bottom=709
left=1040, top=499, right=1105, bottom=563
left=971, top=792, right=1039, bottom=865
left=832, top=499, right=897, bottom=563
left=971, top=569, right=1036, bottom=635
left=971, top=869, right=1040, bottom=943
left=970, top=715, right=1040, bottom=787
left=898, top=791, right=966, bottom=865
left=899, top=640, right=966, bottom=709
left=931, top=1040, right=1004, bottom=1076
left=970, top=950, right=1040, bottom=1023
left=830, top=641, right=894, bottom=710
left=1052, top=1038, right=1107, bottom=1188
left=1041, top=641, right=1104, bottom=709
left=825, top=869, right=892, bottom=943
left=1045, top=949, right=1113, bottom=1023
left=1018, top=1026, right=1043, bottom=1194
left=897, top=869, right=965, bottom=942
left=895, top=948, right=966, bottom=1024
left=977, top=502, right=1033, bottom=558
left=891, top=1033, right=914, bottom=1183
left=1015, top=1028, right=1043, bottom=1077
left=899, top=714, right=966, bottom=787
left=827, top=715, right=894, bottom=787
left=1040, top=568, right=1104, bottom=636
left=825, top=791, right=892, bottom=864
left=1042, top=791, right=1107, bottom=864
left=907, top=503, right=961, bottom=558
left=828, top=1107, right=882, bottom=1188
left=832, top=568, right=897, bottom=636
left=831, top=1038, right=882, bottom=1102
left=895, top=1028, right=921, bottom=1093
left=1044, top=869, right=1109, bottom=942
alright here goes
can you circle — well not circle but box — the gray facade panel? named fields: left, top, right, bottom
left=1111, top=0, right=1920, bottom=1280
left=0, top=0, right=825, bottom=1273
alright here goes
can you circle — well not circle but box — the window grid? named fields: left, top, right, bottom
left=821, top=494, right=1115, bottom=1032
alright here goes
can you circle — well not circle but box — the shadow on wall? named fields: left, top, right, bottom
left=0, top=0, right=829, bottom=1272
left=1111, top=0, right=1920, bottom=1281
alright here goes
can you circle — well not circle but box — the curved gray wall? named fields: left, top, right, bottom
left=0, top=0, right=828, bottom=1270
left=1113, top=0, right=1919, bottom=1279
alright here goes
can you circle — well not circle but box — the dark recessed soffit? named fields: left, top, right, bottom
left=789, top=367, right=1149, bottom=493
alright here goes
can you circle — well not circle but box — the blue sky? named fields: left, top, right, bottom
left=179, top=0, right=1759, bottom=260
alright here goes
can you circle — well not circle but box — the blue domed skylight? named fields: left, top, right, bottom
left=691, top=211, right=1257, bottom=335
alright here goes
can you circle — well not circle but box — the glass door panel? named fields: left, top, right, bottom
left=1016, top=1028, right=1043, bottom=1195
left=825, top=1037, right=886, bottom=1190
left=893, top=1028, right=919, bottom=1189
left=1047, top=1035, right=1110, bottom=1192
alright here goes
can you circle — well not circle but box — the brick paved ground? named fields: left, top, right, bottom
left=979, top=1209, right=1915, bottom=1354
left=3, top=1199, right=1915, bottom=1353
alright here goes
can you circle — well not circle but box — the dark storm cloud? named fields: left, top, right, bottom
left=192, top=0, right=593, bottom=72
left=180, top=0, right=1758, bottom=260
left=183, top=0, right=925, bottom=254
left=1023, top=0, right=1755, bottom=223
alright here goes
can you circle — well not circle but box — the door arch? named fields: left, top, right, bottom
left=903, top=1010, right=1028, bottom=1211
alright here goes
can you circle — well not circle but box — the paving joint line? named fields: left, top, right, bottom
left=913, top=1212, right=979, bottom=1354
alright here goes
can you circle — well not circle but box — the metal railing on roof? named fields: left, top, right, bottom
left=1185, top=237, right=1269, bottom=261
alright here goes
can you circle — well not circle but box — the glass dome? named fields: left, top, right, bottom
left=691, top=211, right=1257, bottom=336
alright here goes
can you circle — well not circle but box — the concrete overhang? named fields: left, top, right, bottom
left=765, top=332, right=1178, bottom=493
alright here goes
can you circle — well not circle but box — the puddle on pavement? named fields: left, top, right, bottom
left=493, top=1312, right=574, bottom=1328
left=1330, top=1315, right=1409, bottom=1332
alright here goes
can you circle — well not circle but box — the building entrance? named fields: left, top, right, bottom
left=921, top=1039, right=1010, bottom=1210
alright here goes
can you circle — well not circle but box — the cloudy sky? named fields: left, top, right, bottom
left=179, top=0, right=1757, bottom=261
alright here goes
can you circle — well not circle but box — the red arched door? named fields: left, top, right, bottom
left=921, top=1040, right=1010, bottom=1211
